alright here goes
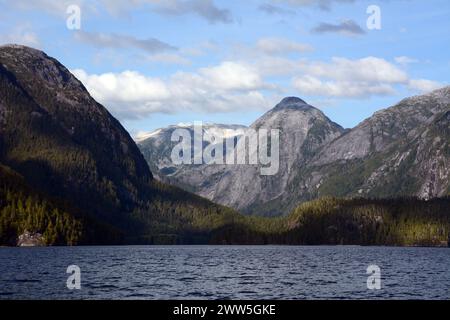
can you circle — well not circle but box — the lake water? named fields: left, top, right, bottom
left=0, top=246, right=449, bottom=300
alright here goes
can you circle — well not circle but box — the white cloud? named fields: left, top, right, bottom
left=249, top=56, right=410, bottom=85
left=395, top=56, right=419, bottom=65
left=72, top=69, right=171, bottom=115
left=300, top=57, right=409, bottom=83
left=249, top=56, right=302, bottom=76
left=72, top=54, right=444, bottom=116
left=408, top=79, right=444, bottom=93
left=196, top=61, right=270, bottom=91
left=72, top=61, right=276, bottom=119
left=293, top=76, right=395, bottom=98
left=291, top=57, right=415, bottom=98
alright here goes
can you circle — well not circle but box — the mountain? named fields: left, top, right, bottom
left=138, top=123, right=247, bottom=185
left=286, top=86, right=450, bottom=203
left=0, top=44, right=241, bottom=245
left=138, top=97, right=345, bottom=215
left=1, top=45, right=449, bottom=247
left=0, top=45, right=152, bottom=217
left=139, top=89, right=450, bottom=216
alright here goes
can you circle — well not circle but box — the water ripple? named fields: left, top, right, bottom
left=0, top=246, right=449, bottom=299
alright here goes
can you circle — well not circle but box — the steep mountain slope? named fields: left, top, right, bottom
left=0, top=45, right=241, bottom=244
left=0, top=45, right=151, bottom=222
left=140, top=88, right=450, bottom=216
left=208, top=98, right=344, bottom=214
left=306, top=87, right=450, bottom=197
left=138, top=97, right=345, bottom=215
left=263, top=87, right=450, bottom=214
left=0, top=162, right=123, bottom=245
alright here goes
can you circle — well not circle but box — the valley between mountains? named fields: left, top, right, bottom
left=1, top=45, right=449, bottom=247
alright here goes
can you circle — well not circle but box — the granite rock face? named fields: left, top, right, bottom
left=305, top=87, right=450, bottom=200
left=138, top=97, right=345, bottom=215
left=17, top=231, right=45, bottom=247
left=140, top=87, right=450, bottom=216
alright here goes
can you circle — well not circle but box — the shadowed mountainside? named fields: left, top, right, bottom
left=0, top=45, right=242, bottom=245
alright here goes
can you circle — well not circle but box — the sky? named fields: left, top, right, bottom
left=0, top=0, right=449, bottom=138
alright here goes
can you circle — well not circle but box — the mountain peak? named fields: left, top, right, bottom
left=281, top=97, right=307, bottom=104
left=0, top=43, right=38, bottom=49
left=0, top=44, right=46, bottom=57
left=0, top=43, right=86, bottom=95
left=273, top=97, right=313, bottom=112
left=426, top=85, right=450, bottom=99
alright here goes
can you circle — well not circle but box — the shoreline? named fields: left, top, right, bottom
left=3, top=243, right=449, bottom=248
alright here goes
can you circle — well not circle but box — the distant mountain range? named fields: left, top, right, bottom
left=138, top=88, right=450, bottom=216
left=0, top=45, right=449, bottom=247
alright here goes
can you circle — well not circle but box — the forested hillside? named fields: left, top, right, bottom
left=1, top=45, right=449, bottom=247
left=209, top=197, right=450, bottom=247
left=2, top=160, right=449, bottom=246
left=0, top=45, right=244, bottom=245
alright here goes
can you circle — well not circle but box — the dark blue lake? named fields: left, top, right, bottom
left=0, top=246, right=449, bottom=300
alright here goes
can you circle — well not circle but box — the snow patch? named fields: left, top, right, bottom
left=135, top=129, right=162, bottom=142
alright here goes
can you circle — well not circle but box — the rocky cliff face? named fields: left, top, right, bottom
left=305, top=87, right=450, bottom=200
left=140, top=88, right=450, bottom=216
left=138, top=97, right=345, bottom=215
left=204, top=97, right=344, bottom=213
left=314, top=87, right=450, bottom=165
left=138, top=123, right=247, bottom=182
left=17, top=231, right=45, bottom=247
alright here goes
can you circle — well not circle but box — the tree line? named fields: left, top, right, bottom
left=1, top=162, right=449, bottom=247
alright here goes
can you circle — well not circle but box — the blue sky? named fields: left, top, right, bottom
left=1, top=0, right=449, bottom=138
